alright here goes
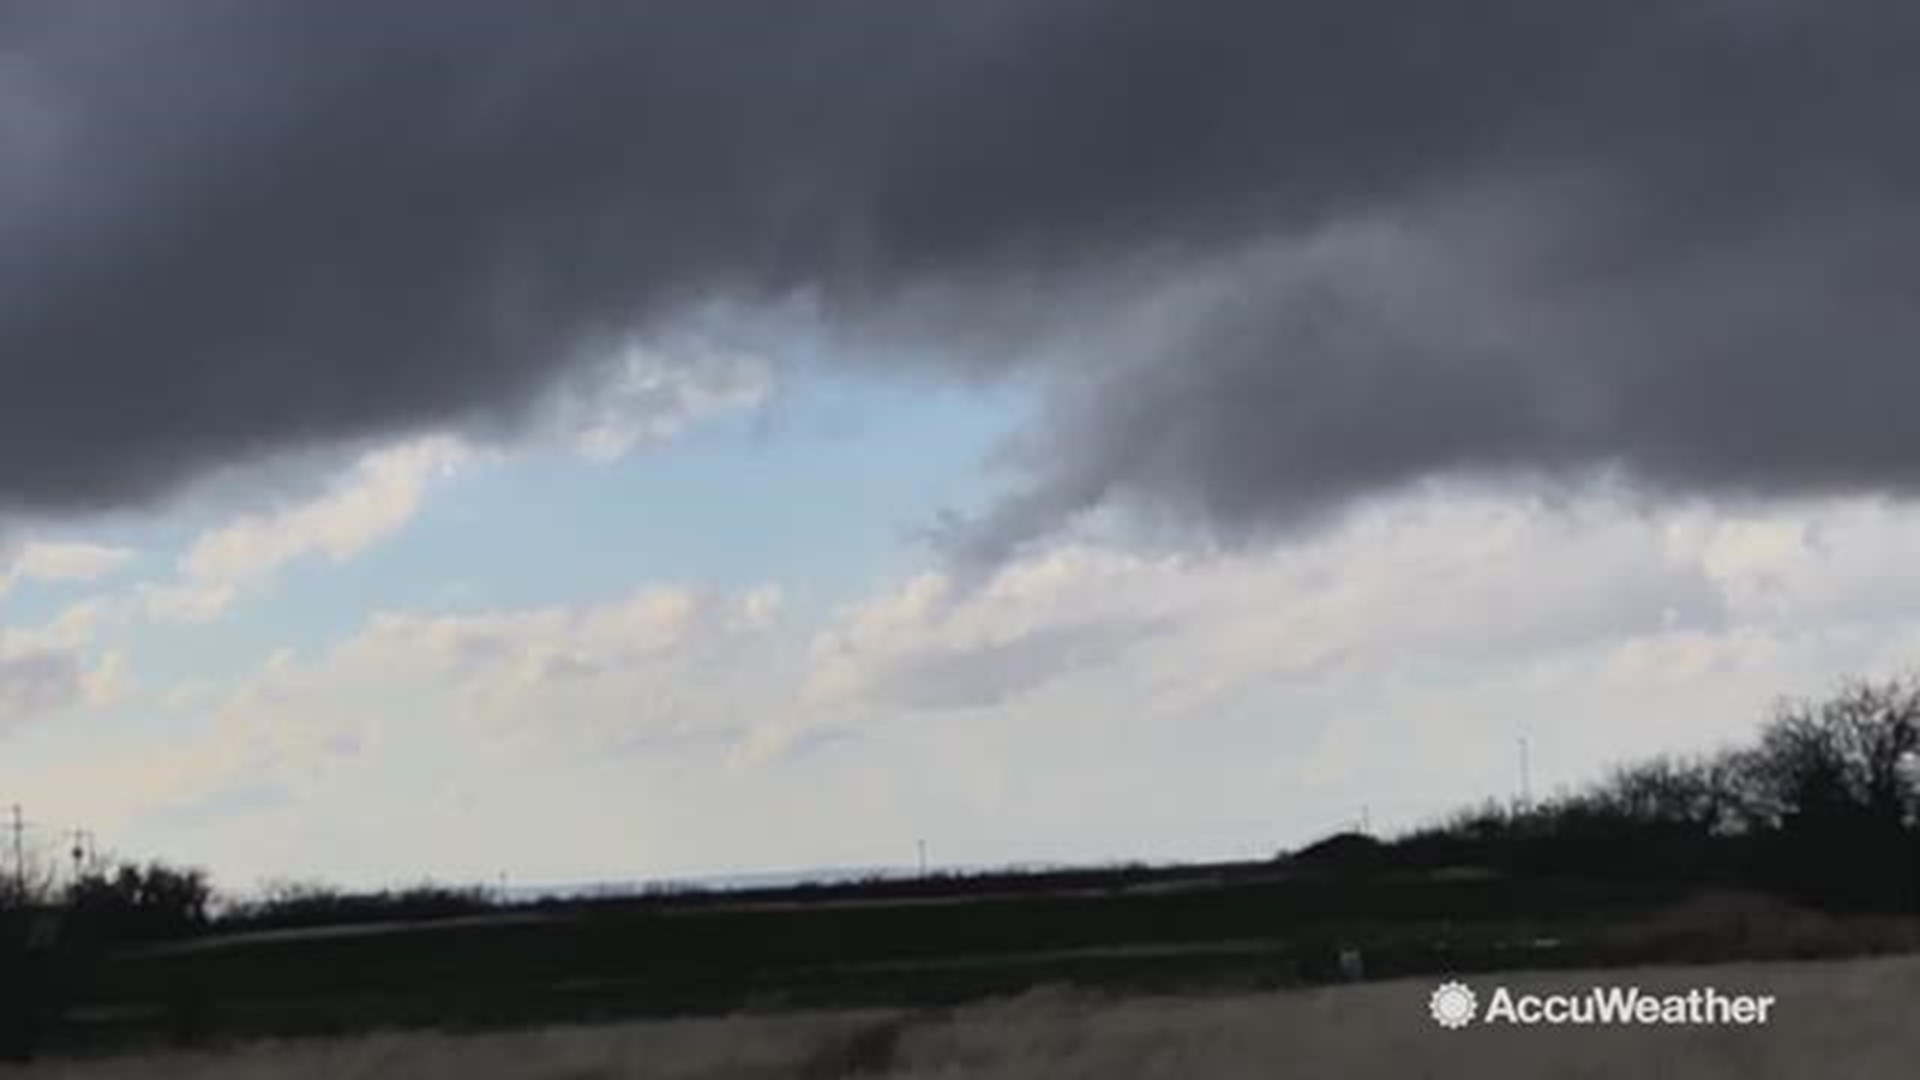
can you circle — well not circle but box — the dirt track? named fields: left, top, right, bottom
left=6, top=952, right=1918, bottom=1078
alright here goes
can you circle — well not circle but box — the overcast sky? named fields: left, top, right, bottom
left=6, top=1, right=1920, bottom=889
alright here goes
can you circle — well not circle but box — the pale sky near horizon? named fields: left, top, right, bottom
left=7, top=2, right=1920, bottom=891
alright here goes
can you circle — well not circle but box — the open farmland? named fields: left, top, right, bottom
left=7, top=859, right=1919, bottom=1063
left=6, top=953, right=1918, bottom=1079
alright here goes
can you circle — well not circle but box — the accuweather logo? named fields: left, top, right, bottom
left=1429, top=981, right=1478, bottom=1028
left=1428, top=980, right=1776, bottom=1029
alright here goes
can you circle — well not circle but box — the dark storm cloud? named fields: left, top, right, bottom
left=3, top=2, right=1919, bottom=548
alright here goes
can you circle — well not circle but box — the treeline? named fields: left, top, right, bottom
left=1, top=862, right=215, bottom=945
left=219, top=881, right=493, bottom=931
left=1393, top=676, right=1920, bottom=910
left=2, top=869, right=494, bottom=1060
left=3, top=864, right=498, bottom=945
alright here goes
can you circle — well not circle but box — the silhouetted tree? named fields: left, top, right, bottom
left=67, top=861, right=212, bottom=942
left=1394, top=676, right=1920, bottom=909
left=1732, top=679, right=1920, bottom=906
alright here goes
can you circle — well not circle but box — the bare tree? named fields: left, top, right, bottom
left=1744, top=678, right=1920, bottom=831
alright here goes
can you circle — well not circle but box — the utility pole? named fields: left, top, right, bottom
left=916, top=839, right=928, bottom=879
left=70, top=828, right=95, bottom=883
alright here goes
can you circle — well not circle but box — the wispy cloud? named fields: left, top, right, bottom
left=179, top=435, right=473, bottom=588
left=0, top=539, right=135, bottom=595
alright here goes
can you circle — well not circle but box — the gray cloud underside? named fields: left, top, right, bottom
left=875, top=616, right=1169, bottom=712
left=5, top=0, right=1919, bottom=552
left=0, top=648, right=83, bottom=727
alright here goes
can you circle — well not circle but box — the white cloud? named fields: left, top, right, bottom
left=0, top=579, right=791, bottom=878
left=119, top=346, right=770, bottom=626
left=179, top=434, right=473, bottom=587
left=3, top=598, right=111, bottom=652
left=805, top=493, right=1724, bottom=720
left=135, top=581, right=241, bottom=625
left=120, top=582, right=783, bottom=801
left=336, top=585, right=708, bottom=694
left=543, top=342, right=773, bottom=463
left=0, top=539, right=135, bottom=594
left=803, top=549, right=1177, bottom=712
left=36, top=479, right=1920, bottom=884
left=735, top=585, right=785, bottom=631
left=79, top=649, right=133, bottom=707
left=0, top=592, right=129, bottom=730
left=334, top=585, right=790, bottom=760
left=94, top=435, right=479, bottom=625
left=784, top=487, right=1920, bottom=843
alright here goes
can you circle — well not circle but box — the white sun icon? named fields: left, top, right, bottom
left=1429, top=980, right=1478, bottom=1029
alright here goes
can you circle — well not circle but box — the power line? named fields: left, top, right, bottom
left=1, top=801, right=106, bottom=901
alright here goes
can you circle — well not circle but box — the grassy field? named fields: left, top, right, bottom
left=6, top=952, right=1918, bottom=1078
left=16, top=864, right=1920, bottom=1056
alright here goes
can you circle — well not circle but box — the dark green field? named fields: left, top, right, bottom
left=28, top=859, right=1916, bottom=1056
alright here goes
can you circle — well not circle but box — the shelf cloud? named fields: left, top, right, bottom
left=6, top=1, right=1919, bottom=555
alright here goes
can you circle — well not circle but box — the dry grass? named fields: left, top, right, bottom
left=7, top=953, right=1920, bottom=1078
